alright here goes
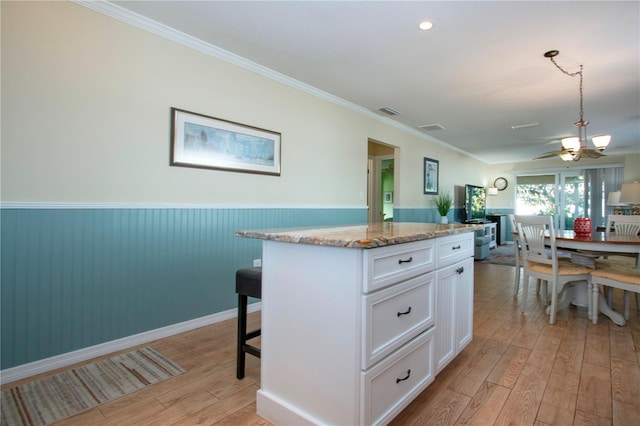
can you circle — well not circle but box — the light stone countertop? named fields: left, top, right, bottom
left=236, top=222, right=483, bottom=249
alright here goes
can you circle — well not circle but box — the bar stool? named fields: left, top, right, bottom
left=236, top=267, right=262, bottom=379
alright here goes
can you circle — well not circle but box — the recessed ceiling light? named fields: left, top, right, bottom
left=418, top=21, right=434, bottom=31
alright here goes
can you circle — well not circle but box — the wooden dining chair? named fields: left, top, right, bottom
left=598, top=215, right=640, bottom=312
left=508, top=214, right=524, bottom=297
left=516, top=215, right=593, bottom=324
left=605, top=214, right=640, bottom=237
left=590, top=266, right=640, bottom=325
left=511, top=214, right=550, bottom=304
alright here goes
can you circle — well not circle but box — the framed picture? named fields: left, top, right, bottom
left=384, top=191, right=393, bottom=203
left=423, top=157, right=439, bottom=194
left=171, top=108, right=281, bottom=176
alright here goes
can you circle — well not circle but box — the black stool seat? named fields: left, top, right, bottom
left=236, top=267, right=262, bottom=379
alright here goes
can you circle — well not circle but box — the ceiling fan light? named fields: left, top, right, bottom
left=561, top=137, right=580, bottom=152
left=592, top=135, right=611, bottom=150
left=559, top=152, right=574, bottom=162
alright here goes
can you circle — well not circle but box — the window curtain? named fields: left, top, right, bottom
left=584, top=167, right=624, bottom=227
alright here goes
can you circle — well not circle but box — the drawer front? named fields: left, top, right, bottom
left=436, top=233, right=474, bottom=269
left=364, top=240, right=435, bottom=293
left=362, top=272, right=435, bottom=369
left=361, top=328, right=435, bottom=426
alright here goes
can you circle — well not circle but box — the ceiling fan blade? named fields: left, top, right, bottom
left=534, top=151, right=563, bottom=159
left=582, top=149, right=606, bottom=158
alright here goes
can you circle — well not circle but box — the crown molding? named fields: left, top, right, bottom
left=71, top=1, right=477, bottom=161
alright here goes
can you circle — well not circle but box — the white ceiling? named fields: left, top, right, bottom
left=110, top=0, right=640, bottom=164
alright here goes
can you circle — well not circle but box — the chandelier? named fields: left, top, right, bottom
left=543, top=50, right=611, bottom=161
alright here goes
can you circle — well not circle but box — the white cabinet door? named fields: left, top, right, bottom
left=434, top=265, right=456, bottom=372
left=455, top=257, right=474, bottom=351
left=434, top=256, right=474, bottom=373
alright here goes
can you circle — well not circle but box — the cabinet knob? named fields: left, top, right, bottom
left=456, top=267, right=465, bottom=274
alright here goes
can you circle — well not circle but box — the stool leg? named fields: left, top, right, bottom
left=237, top=294, right=248, bottom=380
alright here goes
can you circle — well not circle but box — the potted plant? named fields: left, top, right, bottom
left=433, top=192, right=452, bottom=224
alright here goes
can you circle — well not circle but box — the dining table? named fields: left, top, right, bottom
left=552, top=230, right=640, bottom=325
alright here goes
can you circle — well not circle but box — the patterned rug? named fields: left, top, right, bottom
left=1, top=347, right=184, bottom=426
left=477, top=243, right=517, bottom=266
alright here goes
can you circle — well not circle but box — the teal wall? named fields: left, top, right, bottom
left=0, top=207, right=366, bottom=369
left=395, top=207, right=466, bottom=224
left=1, top=204, right=512, bottom=370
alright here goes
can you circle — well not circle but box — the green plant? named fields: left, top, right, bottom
left=433, top=192, right=452, bottom=216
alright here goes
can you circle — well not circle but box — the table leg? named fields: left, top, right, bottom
left=546, top=286, right=575, bottom=317
left=597, top=295, right=626, bottom=326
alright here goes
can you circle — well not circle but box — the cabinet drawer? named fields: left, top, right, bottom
left=436, top=233, right=473, bottom=269
left=364, top=240, right=435, bottom=293
left=362, top=272, right=435, bottom=369
left=361, top=328, right=435, bottom=426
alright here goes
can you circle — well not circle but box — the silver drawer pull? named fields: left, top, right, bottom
left=396, top=369, right=411, bottom=383
left=398, top=256, right=413, bottom=264
left=397, top=307, right=412, bottom=317
left=452, top=245, right=461, bottom=250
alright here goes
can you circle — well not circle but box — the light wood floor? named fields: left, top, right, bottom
left=3, top=263, right=639, bottom=425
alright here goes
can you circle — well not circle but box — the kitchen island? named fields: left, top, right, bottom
left=236, top=222, right=481, bottom=425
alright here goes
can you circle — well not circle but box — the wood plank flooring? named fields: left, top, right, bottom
left=3, top=262, right=639, bottom=425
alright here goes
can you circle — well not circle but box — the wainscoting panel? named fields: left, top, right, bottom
left=0, top=207, right=366, bottom=369
left=393, top=207, right=465, bottom=224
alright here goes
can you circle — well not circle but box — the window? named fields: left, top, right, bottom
left=515, top=166, right=623, bottom=229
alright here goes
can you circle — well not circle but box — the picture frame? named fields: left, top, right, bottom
left=384, top=191, right=393, bottom=203
left=170, top=108, right=281, bottom=176
left=423, top=157, right=439, bottom=194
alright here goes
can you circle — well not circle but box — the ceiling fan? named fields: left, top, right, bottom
left=534, top=146, right=606, bottom=161
left=534, top=50, right=611, bottom=161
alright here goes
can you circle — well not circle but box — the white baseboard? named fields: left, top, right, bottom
left=0, top=302, right=262, bottom=385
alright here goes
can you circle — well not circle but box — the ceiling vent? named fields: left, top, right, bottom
left=378, top=106, right=400, bottom=116
left=418, top=123, right=446, bottom=132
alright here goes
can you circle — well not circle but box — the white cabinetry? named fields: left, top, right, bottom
left=483, top=222, right=497, bottom=249
left=433, top=233, right=474, bottom=373
left=257, top=233, right=474, bottom=425
left=434, top=257, right=474, bottom=372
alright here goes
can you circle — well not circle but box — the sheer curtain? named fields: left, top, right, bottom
left=584, top=166, right=624, bottom=227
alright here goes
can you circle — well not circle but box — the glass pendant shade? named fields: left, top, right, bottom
left=559, top=152, right=574, bottom=162
left=561, top=137, right=581, bottom=152
left=592, top=135, right=611, bottom=150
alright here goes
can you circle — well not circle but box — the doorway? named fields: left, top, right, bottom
left=368, top=140, right=396, bottom=224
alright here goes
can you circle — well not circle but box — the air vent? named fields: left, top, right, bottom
left=378, top=107, right=400, bottom=116
left=418, top=124, right=446, bottom=132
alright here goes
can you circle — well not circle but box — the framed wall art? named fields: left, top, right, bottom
left=170, top=108, right=281, bottom=176
left=423, top=157, right=439, bottom=195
